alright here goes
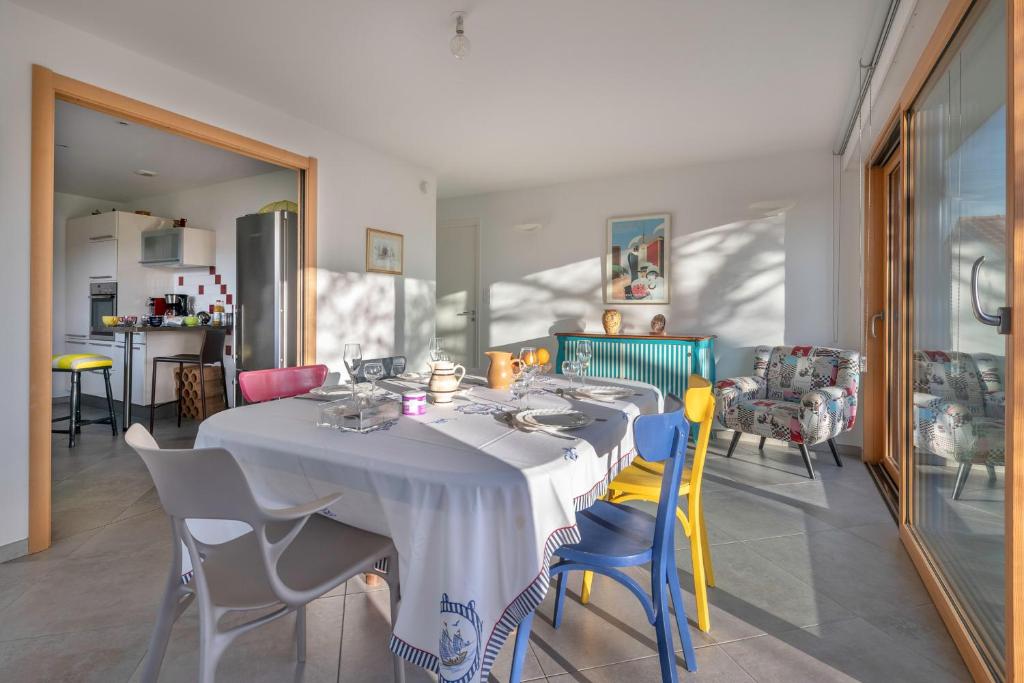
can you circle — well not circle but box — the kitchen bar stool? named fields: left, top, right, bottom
left=149, top=328, right=229, bottom=433
left=51, top=353, right=118, bottom=448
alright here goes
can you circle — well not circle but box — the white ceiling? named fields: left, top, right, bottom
left=28, top=0, right=886, bottom=198
left=54, top=100, right=284, bottom=202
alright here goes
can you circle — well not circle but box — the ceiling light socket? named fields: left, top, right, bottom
left=134, top=169, right=159, bottom=177
left=450, top=11, right=471, bottom=59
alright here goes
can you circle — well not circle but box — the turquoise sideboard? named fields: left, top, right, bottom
left=554, top=332, right=716, bottom=399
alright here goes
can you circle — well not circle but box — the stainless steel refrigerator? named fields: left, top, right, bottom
left=235, top=210, right=299, bottom=403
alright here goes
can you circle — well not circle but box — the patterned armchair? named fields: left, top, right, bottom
left=714, top=345, right=860, bottom=479
left=913, top=350, right=1005, bottom=499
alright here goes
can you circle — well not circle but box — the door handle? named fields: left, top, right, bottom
left=869, top=311, right=885, bottom=339
left=970, top=256, right=1011, bottom=334
left=455, top=310, right=475, bottom=316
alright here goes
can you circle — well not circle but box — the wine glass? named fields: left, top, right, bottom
left=576, top=340, right=592, bottom=386
left=429, top=337, right=445, bottom=362
left=362, top=361, right=385, bottom=401
left=561, top=360, right=578, bottom=388
left=343, top=343, right=362, bottom=403
left=519, top=347, right=537, bottom=367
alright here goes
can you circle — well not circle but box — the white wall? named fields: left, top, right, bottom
left=438, top=150, right=839, bottom=385
left=52, top=193, right=127, bottom=397
left=0, top=0, right=436, bottom=552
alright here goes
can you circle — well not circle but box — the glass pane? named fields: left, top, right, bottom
left=910, top=0, right=1006, bottom=671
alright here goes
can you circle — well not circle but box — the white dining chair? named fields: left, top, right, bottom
left=125, top=424, right=404, bottom=683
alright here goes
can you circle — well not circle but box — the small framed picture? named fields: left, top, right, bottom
left=605, top=213, right=670, bottom=304
left=365, top=228, right=404, bottom=275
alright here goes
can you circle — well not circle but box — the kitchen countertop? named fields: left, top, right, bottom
left=104, top=325, right=234, bottom=334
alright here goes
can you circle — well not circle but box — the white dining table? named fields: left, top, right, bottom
left=186, top=372, right=662, bottom=683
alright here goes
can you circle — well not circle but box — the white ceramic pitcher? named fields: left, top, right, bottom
left=427, top=360, right=466, bottom=404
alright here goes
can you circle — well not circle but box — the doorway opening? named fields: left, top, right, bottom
left=436, top=219, right=480, bottom=367
left=30, top=66, right=318, bottom=553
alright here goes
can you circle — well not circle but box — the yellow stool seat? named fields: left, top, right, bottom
left=52, top=353, right=113, bottom=372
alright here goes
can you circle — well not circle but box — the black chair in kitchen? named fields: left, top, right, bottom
left=149, top=328, right=229, bottom=433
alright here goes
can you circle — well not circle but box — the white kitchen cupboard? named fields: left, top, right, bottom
left=139, top=227, right=215, bottom=269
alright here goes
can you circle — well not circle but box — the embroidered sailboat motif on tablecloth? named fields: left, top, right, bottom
left=439, top=593, right=482, bottom=683
left=440, top=621, right=469, bottom=667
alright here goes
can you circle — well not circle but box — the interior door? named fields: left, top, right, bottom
left=905, top=0, right=1008, bottom=674
left=436, top=221, right=479, bottom=366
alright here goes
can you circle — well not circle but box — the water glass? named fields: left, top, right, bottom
left=362, top=360, right=385, bottom=399
left=511, top=377, right=530, bottom=409
left=561, top=360, right=578, bottom=387
left=576, top=340, right=592, bottom=386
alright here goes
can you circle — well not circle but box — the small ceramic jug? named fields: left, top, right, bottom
left=428, top=360, right=466, bottom=404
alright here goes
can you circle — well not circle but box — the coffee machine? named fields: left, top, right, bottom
left=164, top=293, right=189, bottom=317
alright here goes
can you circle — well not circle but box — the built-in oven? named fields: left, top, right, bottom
left=89, top=281, right=117, bottom=339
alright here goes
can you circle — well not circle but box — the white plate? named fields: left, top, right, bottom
left=516, top=408, right=594, bottom=431
left=311, top=384, right=363, bottom=397
left=398, top=372, right=426, bottom=381
left=573, top=386, right=634, bottom=402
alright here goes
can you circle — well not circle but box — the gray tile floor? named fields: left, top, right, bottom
left=0, top=407, right=971, bottom=682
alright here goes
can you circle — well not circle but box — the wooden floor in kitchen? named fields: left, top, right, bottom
left=0, top=403, right=970, bottom=682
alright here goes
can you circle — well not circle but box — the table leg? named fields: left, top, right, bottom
left=122, top=330, right=133, bottom=431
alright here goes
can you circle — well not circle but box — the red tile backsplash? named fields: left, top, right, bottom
left=177, top=276, right=184, bottom=286
left=198, top=284, right=205, bottom=295
left=209, top=266, right=216, bottom=275
left=226, top=294, right=233, bottom=305
left=215, top=274, right=222, bottom=284
left=220, top=284, right=227, bottom=294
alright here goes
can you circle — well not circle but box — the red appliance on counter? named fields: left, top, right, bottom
left=149, top=297, right=168, bottom=316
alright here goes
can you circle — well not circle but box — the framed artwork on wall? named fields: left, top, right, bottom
left=365, top=228, right=404, bottom=275
left=605, top=213, right=670, bottom=304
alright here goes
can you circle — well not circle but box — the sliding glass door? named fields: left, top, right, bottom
left=907, top=0, right=1008, bottom=675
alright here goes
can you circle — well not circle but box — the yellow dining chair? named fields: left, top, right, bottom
left=580, top=375, right=716, bottom=632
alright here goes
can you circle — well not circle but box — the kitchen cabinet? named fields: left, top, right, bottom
left=71, top=212, right=119, bottom=242
left=80, top=339, right=117, bottom=399
left=84, top=240, right=117, bottom=281
left=140, top=227, right=215, bottom=269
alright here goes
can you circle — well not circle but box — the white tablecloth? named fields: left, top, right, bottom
left=186, top=374, right=661, bottom=683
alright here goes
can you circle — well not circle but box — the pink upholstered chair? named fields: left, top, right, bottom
left=238, top=365, right=329, bottom=404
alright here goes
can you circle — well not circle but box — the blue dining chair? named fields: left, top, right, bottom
left=509, top=409, right=697, bottom=681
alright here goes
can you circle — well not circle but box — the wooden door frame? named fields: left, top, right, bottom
left=29, top=65, right=318, bottom=553
left=863, top=0, right=1023, bottom=680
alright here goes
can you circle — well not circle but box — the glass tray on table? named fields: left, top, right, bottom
left=315, top=396, right=401, bottom=433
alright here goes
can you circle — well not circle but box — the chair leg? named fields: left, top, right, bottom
left=689, top=517, right=710, bottom=633
left=986, top=463, right=998, bottom=484
left=698, top=499, right=715, bottom=587
left=667, top=562, right=698, bottom=672
left=220, top=363, right=230, bottom=409
left=552, top=571, right=568, bottom=629
left=149, top=359, right=159, bottom=433
left=580, top=571, right=594, bottom=605
left=295, top=604, right=307, bottom=663
left=953, top=462, right=973, bottom=500
left=103, top=368, right=118, bottom=435
left=797, top=444, right=815, bottom=479
left=758, top=436, right=766, bottom=450
left=199, top=363, right=208, bottom=422
left=139, top=528, right=193, bottom=683
left=177, top=362, right=184, bottom=428
left=652, top=570, right=679, bottom=683
left=75, top=381, right=82, bottom=433
left=197, top=603, right=225, bottom=683
left=827, top=439, right=843, bottom=467
left=68, top=372, right=79, bottom=449
left=509, top=611, right=534, bottom=683
left=725, top=430, right=741, bottom=458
